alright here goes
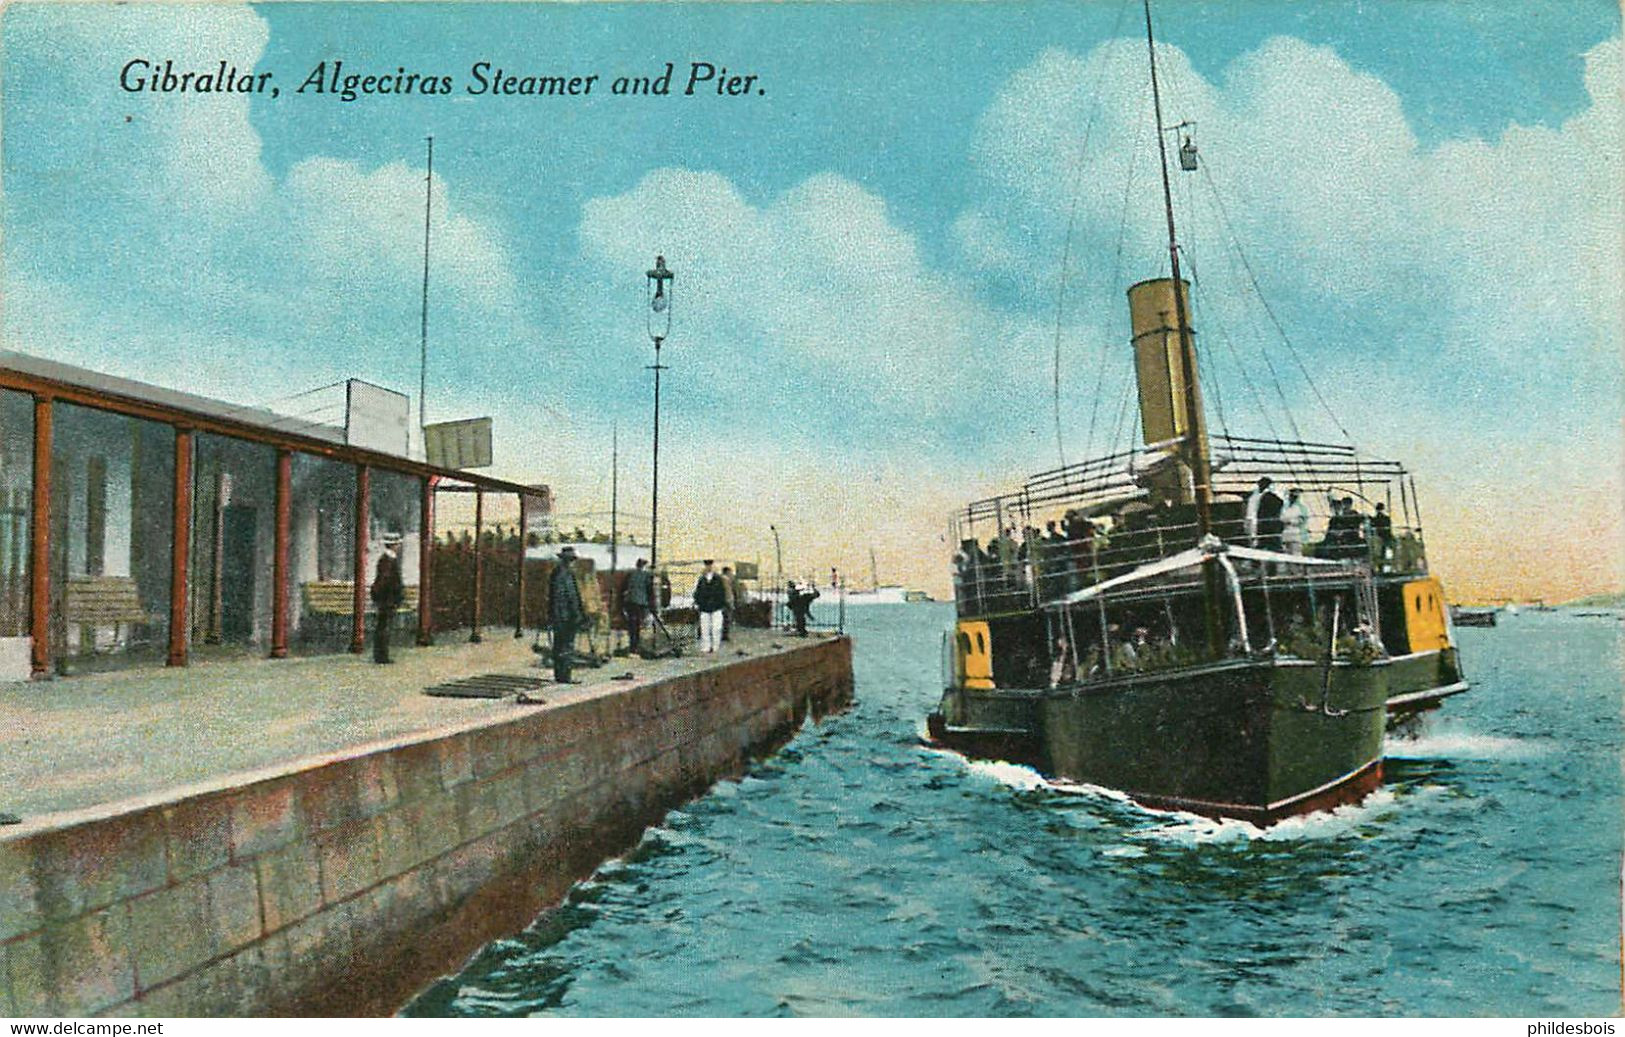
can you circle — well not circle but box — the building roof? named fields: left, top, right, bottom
left=0, top=349, right=545, bottom=499
left=0, top=350, right=346, bottom=445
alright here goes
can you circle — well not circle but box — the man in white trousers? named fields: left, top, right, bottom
left=693, top=559, right=728, bottom=653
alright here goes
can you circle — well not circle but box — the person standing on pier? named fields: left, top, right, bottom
left=720, top=565, right=737, bottom=642
left=623, top=557, right=653, bottom=654
left=370, top=535, right=404, bottom=664
left=550, top=546, right=584, bottom=682
left=787, top=580, right=820, bottom=637
left=694, top=559, right=727, bottom=653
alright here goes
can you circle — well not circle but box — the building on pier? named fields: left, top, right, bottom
left=0, top=351, right=550, bottom=680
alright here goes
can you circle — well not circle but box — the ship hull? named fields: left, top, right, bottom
left=1382, top=648, right=1468, bottom=719
left=931, top=656, right=1390, bottom=825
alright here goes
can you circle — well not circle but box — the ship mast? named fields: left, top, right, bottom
left=1143, top=0, right=1224, bottom=655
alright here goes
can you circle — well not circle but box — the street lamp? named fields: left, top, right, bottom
left=646, top=255, right=674, bottom=567
left=770, top=523, right=784, bottom=629
left=769, top=524, right=783, bottom=589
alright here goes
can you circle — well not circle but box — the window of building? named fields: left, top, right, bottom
left=48, top=402, right=174, bottom=671
left=0, top=390, right=34, bottom=640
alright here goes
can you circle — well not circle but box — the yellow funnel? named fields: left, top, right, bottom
left=1127, top=277, right=1207, bottom=505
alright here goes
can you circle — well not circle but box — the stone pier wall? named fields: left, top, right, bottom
left=0, top=637, right=853, bottom=1017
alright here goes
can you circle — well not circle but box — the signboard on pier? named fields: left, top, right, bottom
left=424, top=417, right=493, bottom=470
left=345, top=380, right=410, bottom=456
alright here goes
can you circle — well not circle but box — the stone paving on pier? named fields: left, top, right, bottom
left=0, top=627, right=811, bottom=822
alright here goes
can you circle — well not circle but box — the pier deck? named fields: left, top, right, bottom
left=1, top=628, right=801, bottom=824
left=0, top=629, right=853, bottom=1017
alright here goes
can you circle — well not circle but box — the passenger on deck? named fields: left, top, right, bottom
left=1131, top=626, right=1153, bottom=665
left=1112, top=638, right=1140, bottom=673
left=1353, top=616, right=1379, bottom=650
left=1281, top=488, right=1311, bottom=556
left=1341, top=498, right=1367, bottom=558
left=1066, top=510, right=1095, bottom=564
left=1245, top=477, right=1284, bottom=550
left=1048, top=635, right=1076, bottom=687
left=1322, top=496, right=1363, bottom=559
left=1372, top=503, right=1395, bottom=569
left=997, top=526, right=1019, bottom=571
left=1016, top=527, right=1037, bottom=588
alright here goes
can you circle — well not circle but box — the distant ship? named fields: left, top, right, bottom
left=841, top=585, right=911, bottom=606
left=926, top=0, right=1468, bottom=825
left=1449, top=606, right=1498, bottom=628
left=837, top=549, right=927, bottom=605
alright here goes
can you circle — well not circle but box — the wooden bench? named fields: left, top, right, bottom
left=63, top=575, right=150, bottom=626
left=63, top=575, right=154, bottom=651
left=301, top=580, right=419, bottom=616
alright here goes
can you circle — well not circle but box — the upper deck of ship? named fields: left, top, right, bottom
left=950, top=434, right=1430, bottom=619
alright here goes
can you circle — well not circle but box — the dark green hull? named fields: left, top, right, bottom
left=1382, top=649, right=1468, bottom=717
left=931, top=656, right=1391, bottom=824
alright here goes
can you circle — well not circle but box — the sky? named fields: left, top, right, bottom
left=2, top=0, right=1621, bottom=602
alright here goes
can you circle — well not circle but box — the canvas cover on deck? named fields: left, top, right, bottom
left=1042, top=539, right=1354, bottom=609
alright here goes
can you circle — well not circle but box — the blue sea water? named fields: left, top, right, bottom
left=403, top=605, right=1622, bottom=1017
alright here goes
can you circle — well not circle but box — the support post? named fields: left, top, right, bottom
left=515, top=491, right=527, bottom=638
left=167, top=427, right=192, bottom=667
left=351, top=464, right=370, bottom=654
left=29, top=396, right=51, bottom=678
left=206, top=473, right=226, bottom=644
left=651, top=342, right=661, bottom=567
left=469, top=488, right=483, bottom=643
left=417, top=476, right=435, bottom=646
left=271, top=448, right=291, bottom=659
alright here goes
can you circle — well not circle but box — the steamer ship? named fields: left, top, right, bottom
left=926, top=0, right=1468, bottom=825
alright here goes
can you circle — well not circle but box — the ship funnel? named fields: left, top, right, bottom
left=1127, top=277, right=1208, bottom=507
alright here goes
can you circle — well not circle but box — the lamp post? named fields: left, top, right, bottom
left=646, top=255, right=674, bottom=567
left=769, top=524, right=783, bottom=590
left=770, top=523, right=784, bottom=630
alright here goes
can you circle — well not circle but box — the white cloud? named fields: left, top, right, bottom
left=283, top=157, right=519, bottom=312
left=3, top=5, right=531, bottom=401
left=575, top=167, right=1064, bottom=425
left=961, top=34, right=1623, bottom=376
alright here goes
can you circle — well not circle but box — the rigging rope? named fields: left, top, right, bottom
left=1198, top=158, right=1355, bottom=447
left=1082, top=79, right=1152, bottom=472
left=1200, top=184, right=1310, bottom=450
left=1186, top=240, right=1304, bottom=485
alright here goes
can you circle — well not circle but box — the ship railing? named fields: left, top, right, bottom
left=952, top=436, right=1432, bottom=560
left=953, top=519, right=1426, bottom=617
left=1036, top=542, right=1384, bottom=686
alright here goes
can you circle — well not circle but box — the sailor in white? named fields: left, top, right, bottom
left=1280, top=487, right=1312, bottom=556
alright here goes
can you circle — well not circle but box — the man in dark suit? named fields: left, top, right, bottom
left=1372, top=502, right=1395, bottom=565
left=787, top=580, right=820, bottom=637
left=370, top=537, right=405, bottom=664
left=1255, top=479, right=1285, bottom=552
left=623, top=557, right=653, bottom=654
left=549, top=545, right=584, bottom=682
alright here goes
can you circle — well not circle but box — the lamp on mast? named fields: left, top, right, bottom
left=645, top=255, right=674, bottom=568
